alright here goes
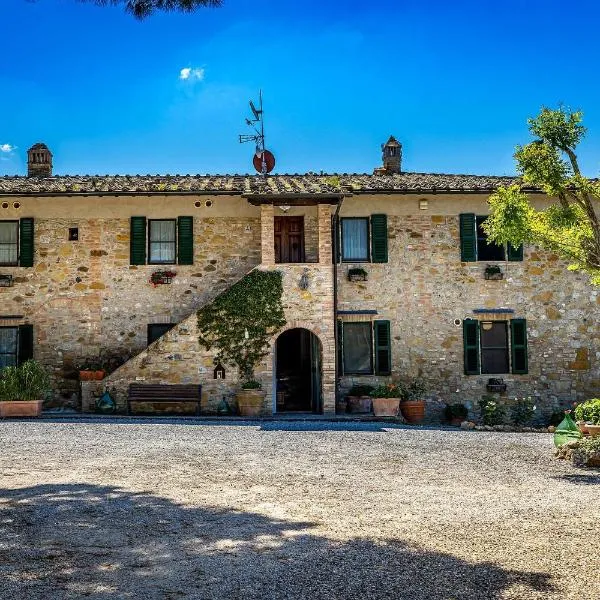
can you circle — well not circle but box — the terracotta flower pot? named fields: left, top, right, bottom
left=400, top=399, right=426, bottom=424
left=93, top=370, right=106, bottom=380
left=372, top=397, right=400, bottom=417
left=0, top=400, right=43, bottom=418
left=586, top=424, right=600, bottom=438
left=577, top=420, right=590, bottom=436
left=347, top=396, right=372, bottom=414
left=236, top=389, right=266, bottom=417
left=449, top=416, right=464, bottom=427
left=79, top=370, right=94, bottom=381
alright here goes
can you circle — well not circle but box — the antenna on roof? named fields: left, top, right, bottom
left=239, top=90, right=275, bottom=175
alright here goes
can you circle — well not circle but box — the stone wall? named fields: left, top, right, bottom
left=337, top=211, right=600, bottom=421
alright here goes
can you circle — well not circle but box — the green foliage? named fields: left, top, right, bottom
left=478, top=395, right=506, bottom=426
left=348, top=384, right=374, bottom=397
left=574, top=399, right=600, bottom=425
left=403, top=378, right=426, bottom=401
left=241, top=380, right=261, bottom=390
left=0, top=360, right=52, bottom=401
left=197, top=269, right=286, bottom=383
left=348, top=267, right=368, bottom=277
left=484, top=106, right=600, bottom=286
left=445, top=403, right=468, bottom=420
left=511, top=396, right=536, bottom=426
left=576, top=435, right=600, bottom=454
left=73, top=0, right=222, bottom=20
left=370, top=383, right=403, bottom=398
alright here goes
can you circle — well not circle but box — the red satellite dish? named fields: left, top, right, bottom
left=253, top=149, right=276, bottom=174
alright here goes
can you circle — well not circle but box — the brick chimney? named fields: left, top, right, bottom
left=374, top=135, right=402, bottom=175
left=27, top=143, right=53, bottom=177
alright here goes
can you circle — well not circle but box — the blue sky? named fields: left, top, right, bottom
left=1, top=0, right=600, bottom=176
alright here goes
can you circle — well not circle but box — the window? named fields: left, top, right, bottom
left=149, top=220, right=176, bottom=264
left=342, top=322, right=373, bottom=374
left=480, top=321, right=509, bottom=374
left=130, top=216, right=193, bottom=266
left=147, top=323, right=175, bottom=346
left=0, top=327, right=18, bottom=369
left=339, top=319, right=391, bottom=376
left=342, top=218, right=369, bottom=261
left=476, top=216, right=505, bottom=261
left=463, top=318, right=528, bottom=375
left=459, top=213, right=523, bottom=262
left=0, top=221, right=18, bottom=266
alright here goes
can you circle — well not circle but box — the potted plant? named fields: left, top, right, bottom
left=445, top=403, right=468, bottom=426
left=150, top=270, right=177, bottom=287
left=346, top=384, right=374, bottom=414
left=484, top=264, right=503, bottom=280
left=77, top=360, right=95, bottom=381
left=370, top=383, right=403, bottom=417
left=348, top=267, right=368, bottom=282
left=400, top=378, right=427, bottom=424
left=574, top=398, right=600, bottom=437
left=236, top=379, right=265, bottom=417
left=0, top=360, right=52, bottom=418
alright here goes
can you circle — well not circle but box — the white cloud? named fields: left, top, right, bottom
left=179, top=67, right=205, bottom=82
left=0, top=143, right=16, bottom=154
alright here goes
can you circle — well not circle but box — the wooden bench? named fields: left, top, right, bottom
left=127, top=384, right=202, bottom=416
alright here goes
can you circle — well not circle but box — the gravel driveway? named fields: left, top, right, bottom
left=0, top=419, right=598, bottom=599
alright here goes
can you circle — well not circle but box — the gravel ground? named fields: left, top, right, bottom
left=0, top=418, right=598, bottom=600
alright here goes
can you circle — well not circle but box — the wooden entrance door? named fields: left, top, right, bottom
left=274, top=216, right=305, bottom=263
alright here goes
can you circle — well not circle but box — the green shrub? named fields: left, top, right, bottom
left=0, top=360, right=52, bottom=401
left=370, top=383, right=403, bottom=398
left=403, top=378, right=426, bottom=401
left=348, top=384, right=374, bottom=397
left=511, top=396, right=536, bottom=426
left=478, top=395, right=506, bottom=426
left=241, top=380, right=261, bottom=390
left=574, top=399, right=600, bottom=425
left=445, top=403, right=468, bottom=420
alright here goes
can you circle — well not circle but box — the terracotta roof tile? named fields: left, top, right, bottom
left=0, top=172, right=526, bottom=196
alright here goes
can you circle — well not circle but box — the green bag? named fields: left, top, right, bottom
left=553, top=411, right=582, bottom=447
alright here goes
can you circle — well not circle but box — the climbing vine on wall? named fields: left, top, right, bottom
left=197, top=269, right=286, bottom=382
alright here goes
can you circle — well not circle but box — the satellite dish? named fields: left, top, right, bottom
left=253, top=149, right=275, bottom=174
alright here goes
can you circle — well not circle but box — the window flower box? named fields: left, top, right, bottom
left=486, top=378, right=507, bottom=393
left=484, top=265, right=503, bottom=280
left=150, top=270, right=176, bottom=287
left=348, top=267, right=368, bottom=282
left=0, top=275, right=13, bottom=288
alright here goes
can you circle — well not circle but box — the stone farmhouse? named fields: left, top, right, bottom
left=0, top=139, right=598, bottom=418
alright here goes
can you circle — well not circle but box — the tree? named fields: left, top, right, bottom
left=484, top=107, right=600, bottom=285
left=38, top=0, right=222, bottom=19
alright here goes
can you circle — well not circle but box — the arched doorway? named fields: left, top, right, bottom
left=275, top=328, right=322, bottom=413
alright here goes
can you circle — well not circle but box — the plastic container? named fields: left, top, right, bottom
left=553, top=411, right=582, bottom=447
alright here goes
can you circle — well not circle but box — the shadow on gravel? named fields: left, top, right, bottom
left=0, top=483, right=555, bottom=599
left=553, top=473, right=600, bottom=485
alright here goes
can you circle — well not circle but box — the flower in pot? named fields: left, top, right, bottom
left=400, top=378, right=427, bottom=424
left=0, top=360, right=52, bottom=418
left=574, top=398, right=600, bottom=437
left=348, top=267, right=368, bottom=282
left=444, top=403, right=468, bottom=426
left=484, top=264, right=503, bottom=280
left=346, top=384, right=374, bottom=414
left=77, top=361, right=95, bottom=381
left=370, top=383, right=403, bottom=417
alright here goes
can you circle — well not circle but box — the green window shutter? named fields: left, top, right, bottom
left=507, top=242, right=524, bottom=262
left=18, top=324, right=34, bottom=364
left=332, top=216, right=341, bottom=264
left=463, top=319, right=480, bottom=375
left=337, top=320, right=344, bottom=375
left=177, top=216, right=194, bottom=265
left=370, top=214, right=388, bottom=263
left=19, top=218, right=34, bottom=267
left=510, top=318, right=528, bottom=374
left=459, top=213, right=476, bottom=262
left=130, top=216, right=147, bottom=265
left=374, top=320, right=392, bottom=375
